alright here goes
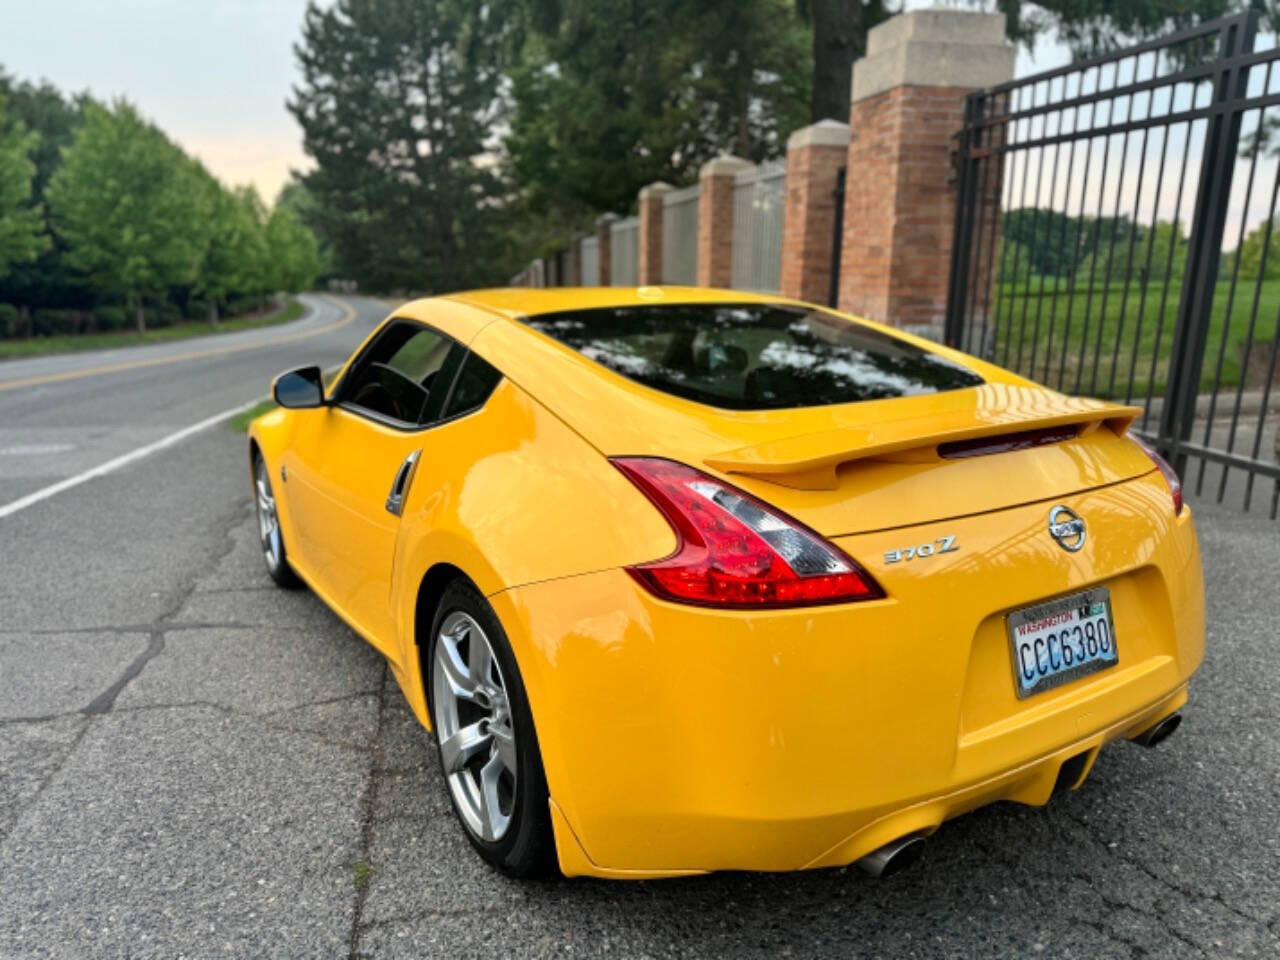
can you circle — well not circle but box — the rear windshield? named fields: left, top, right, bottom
left=524, top=304, right=983, bottom=411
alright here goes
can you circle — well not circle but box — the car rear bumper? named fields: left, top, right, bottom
left=490, top=472, right=1204, bottom=878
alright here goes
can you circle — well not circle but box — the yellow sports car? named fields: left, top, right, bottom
left=249, top=287, right=1202, bottom=880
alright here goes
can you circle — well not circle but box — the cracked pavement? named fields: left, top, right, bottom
left=2, top=308, right=1279, bottom=956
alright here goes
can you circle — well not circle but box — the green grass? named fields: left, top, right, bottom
left=230, top=398, right=278, bottom=433
left=353, top=860, right=372, bottom=891
left=229, top=366, right=342, bottom=433
left=978, top=278, right=1280, bottom=399
left=0, top=298, right=307, bottom=361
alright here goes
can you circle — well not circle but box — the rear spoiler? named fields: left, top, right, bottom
left=705, top=401, right=1142, bottom=490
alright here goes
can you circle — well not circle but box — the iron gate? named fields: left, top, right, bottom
left=946, top=12, right=1280, bottom=518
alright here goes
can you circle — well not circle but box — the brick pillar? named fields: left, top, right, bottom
left=780, top=121, right=850, bottom=304
left=838, top=9, right=1015, bottom=333
left=566, top=237, right=581, bottom=286
left=596, top=213, right=617, bottom=285
left=637, top=182, right=673, bottom=285
left=697, top=156, right=751, bottom=288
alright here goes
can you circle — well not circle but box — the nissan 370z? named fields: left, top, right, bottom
left=248, top=287, right=1202, bottom=880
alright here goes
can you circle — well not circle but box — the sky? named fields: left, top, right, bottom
left=26, top=0, right=1267, bottom=243
left=0, top=0, right=313, bottom=203
left=0, top=1, right=1082, bottom=208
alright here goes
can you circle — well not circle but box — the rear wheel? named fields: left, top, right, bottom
left=428, top=579, right=555, bottom=878
left=252, top=452, right=302, bottom=589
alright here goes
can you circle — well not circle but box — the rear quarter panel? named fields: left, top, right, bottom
left=388, top=376, right=676, bottom=722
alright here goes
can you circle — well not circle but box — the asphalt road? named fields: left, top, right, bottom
left=0, top=294, right=385, bottom=507
left=1, top=298, right=1278, bottom=958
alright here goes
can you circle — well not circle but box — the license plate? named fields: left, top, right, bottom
left=1006, top=587, right=1118, bottom=699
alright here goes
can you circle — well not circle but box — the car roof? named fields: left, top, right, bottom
left=387, top=286, right=1042, bottom=487
left=389, top=287, right=797, bottom=349
left=441, top=285, right=797, bottom=319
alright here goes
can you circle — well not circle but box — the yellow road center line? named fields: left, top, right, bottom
left=0, top=295, right=358, bottom=395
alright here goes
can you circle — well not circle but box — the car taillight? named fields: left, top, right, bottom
left=1130, top=435, right=1183, bottom=515
left=611, top=457, right=884, bottom=608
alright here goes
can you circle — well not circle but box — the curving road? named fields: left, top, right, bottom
left=0, top=294, right=388, bottom=510
left=0, top=293, right=1277, bottom=958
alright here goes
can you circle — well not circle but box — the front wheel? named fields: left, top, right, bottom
left=252, top=451, right=302, bottom=589
left=428, top=579, right=556, bottom=878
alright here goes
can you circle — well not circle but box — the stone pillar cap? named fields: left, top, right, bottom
left=699, top=155, right=754, bottom=178
left=787, top=119, right=851, bottom=151
left=595, top=212, right=620, bottom=226
left=639, top=182, right=675, bottom=199
left=852, top=9, right=1015, bottom=103
left=868, top=8, right=1007, bottom=55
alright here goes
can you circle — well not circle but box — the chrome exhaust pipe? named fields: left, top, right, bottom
left=855, top=834, right=926, bottom=879
left=1130, top=712, right=1182, bottom=749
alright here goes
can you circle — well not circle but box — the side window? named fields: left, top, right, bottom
left=443, top=352, right=504, bottom=419
left=340, top=320, right=459, bottom=426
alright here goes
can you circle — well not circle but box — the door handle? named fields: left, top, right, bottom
left=385, top=449, right=422, bottom=517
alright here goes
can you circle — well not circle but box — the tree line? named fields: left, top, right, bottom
left=288, top=0, right=1268, bottom=296
left=998, top=207, right=1280, bottom=292
left=3, top=1, right=1270, bottom=319
left=0, top=73, right=322, bottom=339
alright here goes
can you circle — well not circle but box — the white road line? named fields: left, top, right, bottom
left=0, top=398, right=264, bottom=521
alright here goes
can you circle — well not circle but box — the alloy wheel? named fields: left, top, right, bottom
left=254, top=457, right=282, bottom=573
left=431, top=610, right=518, bottom=842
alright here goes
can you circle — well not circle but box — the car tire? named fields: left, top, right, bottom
left=427, top=578, right=557, bottom=878
left=251, top=450, right=303, bottom=590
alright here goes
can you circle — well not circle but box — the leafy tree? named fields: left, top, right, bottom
left=996, top=239, right=1035, bottom=284
left=46, top=100, right=205, bottom=331
left=0, top=71, right=83, bottom=197
left=0, top=72, right=88, bottom=311
left=191, top=168, right=265, bottom=323
left=508, top=0, right=811, bottom=219
left=995, top=0, right=1248, bottom=61
left=1233, top=222, right=1280, bottom=282
left=264, top=205, right=322, bottom=293
left=1071, top=220, right=1187, bottom=288
left=1002, top=209, right=1089, bottom=278
left=0, top=92, right=48, bottom=278
left=230, top=185, right=271, bottom=304
left=1144, top=221, right=1189, bottom=283
left=289, top=0, right=517, bottom=293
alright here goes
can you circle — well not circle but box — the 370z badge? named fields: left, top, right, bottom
left=884, top=536, right=959, bottom=564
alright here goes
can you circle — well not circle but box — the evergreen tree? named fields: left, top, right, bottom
left=289, top=0, right=517, bottom=293
left=507, top=0, right=810, bottom=218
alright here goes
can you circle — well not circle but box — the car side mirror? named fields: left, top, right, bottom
left=272, top=366, right=326, bottom=409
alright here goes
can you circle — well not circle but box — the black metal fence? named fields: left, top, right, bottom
left=828, top=166, right=847, bottom=308
left=946, top=12, right=1280, bottom=518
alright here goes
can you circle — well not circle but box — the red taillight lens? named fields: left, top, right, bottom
left=1130, top=435, right=1183, bottom=515
left=611, top=457, right=884, bottom=608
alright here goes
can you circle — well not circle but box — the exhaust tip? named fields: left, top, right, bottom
left=1130, top=712, right=1182, bottom=749
left=855, top=834, right=926, bottom=879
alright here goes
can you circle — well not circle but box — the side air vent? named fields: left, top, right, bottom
left=938, top=424, right=1081, bottom=461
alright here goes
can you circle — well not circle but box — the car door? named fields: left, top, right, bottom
left=282, top=319, right=467, bottom=652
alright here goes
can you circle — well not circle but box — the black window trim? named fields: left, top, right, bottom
left=332, top=317, right=504, bottom=434
left=521, top=301, right=984, bottom=412
left=440, top=349, right=505, bottom=421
